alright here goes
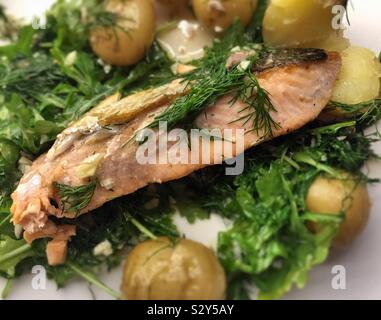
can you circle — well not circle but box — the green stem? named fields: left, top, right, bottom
left=0, top=243, right=31, bottom=264
left=293, top=152, right=338, bottom=176
left=67, top=263, right=121, bottom=300
left=311, top=121, right=356, bottom=134
left=282, top=155, right=300, bottom=170
left=130, top=217, right=157, bottom=240
left=1, top=278, right=13, bottom=299
left=0, top=213, right=11, bottom=228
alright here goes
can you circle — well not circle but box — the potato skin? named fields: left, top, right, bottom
left=192, top=0, right=258, bottom=32
left=90, top=0, right=156, bottom=66
left=306, top=174, right=371, bottom=248
left=121, top=237, right=226, bottom=300
left=263, top=0, right=344, bottom=48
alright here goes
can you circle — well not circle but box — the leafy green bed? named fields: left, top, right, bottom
left=0, top=0, right=380, bottom=299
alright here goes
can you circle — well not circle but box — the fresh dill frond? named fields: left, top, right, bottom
left=230, top=71, right=280, bottom=138
left=327, top=99, right=380, bottom=114
left=148, top=40, right=278, bottom=137
left=54, top=180, right=97, bottom=215
left=86, top=6, right=132, bottom=36
left=327, top=99, right=381, bottom=128
left=0, top=53, right=64, bottom=99
left=147, top=22, right=277, bottom=135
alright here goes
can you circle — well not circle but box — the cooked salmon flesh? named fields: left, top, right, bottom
left=10, top=50, right=341, bottom=264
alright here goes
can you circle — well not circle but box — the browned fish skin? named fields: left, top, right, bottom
left=11, top=52, right=341, bottom=264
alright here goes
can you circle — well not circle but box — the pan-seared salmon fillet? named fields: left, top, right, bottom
left=11, top=50, right=341, bottom=264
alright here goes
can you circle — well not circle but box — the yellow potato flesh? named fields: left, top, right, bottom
left=332, top=46, right=381, bottom=104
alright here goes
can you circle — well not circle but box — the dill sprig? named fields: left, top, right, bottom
left=148, top=40, right=278, bottom=137
left=147, top=22, right=327, bottom=138
left=327, top=99, right=381, bottom=128
left=86, top=6, right=132, bottom=35
left=230, top=71, right=280, bottom=137
left=54, top=180, right=97, bottom=215
left=0, top=53, right=64, bottom=99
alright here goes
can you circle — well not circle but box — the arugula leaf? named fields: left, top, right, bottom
left=215, top=160, right=341, bottom=299
left=0, top=236, right=33, bottom=278
left=174, top=118, right=376, bottom=299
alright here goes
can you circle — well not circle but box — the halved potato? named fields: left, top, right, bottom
left=332, top=46, right=381, bottom=104
left=157, top=19, right=213, bottom=63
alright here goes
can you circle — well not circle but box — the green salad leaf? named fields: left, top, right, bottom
left=0, top=236, right=33, bottom=278
left=181, top=118, right=378, bottom=299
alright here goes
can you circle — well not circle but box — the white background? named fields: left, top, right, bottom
left=0, top=0, right=380, bottom=300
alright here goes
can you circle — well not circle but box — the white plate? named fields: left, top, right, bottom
left=0, top=0, right=380, bottom=300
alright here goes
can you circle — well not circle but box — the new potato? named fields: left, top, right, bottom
left=263, top=0, right=346, bottom=48
left=90, top=0, right=156, bottom=66
left=121, top=237, right=226, bottom=300
left=306, top=174, right=371, bottom=248
left=192, top=0, right=258, bottom=32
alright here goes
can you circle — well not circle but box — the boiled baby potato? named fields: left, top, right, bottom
left=306, top=173, right=371, bottom=248
left=90, top=0, right=156, bottom=66
left=331, top=46, right=381, bottom=104
left=192, top=0, right=258, bottom=33
left=121, top=237, right=226, bottom=300
left=263, top=0, right=345, bottom=48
